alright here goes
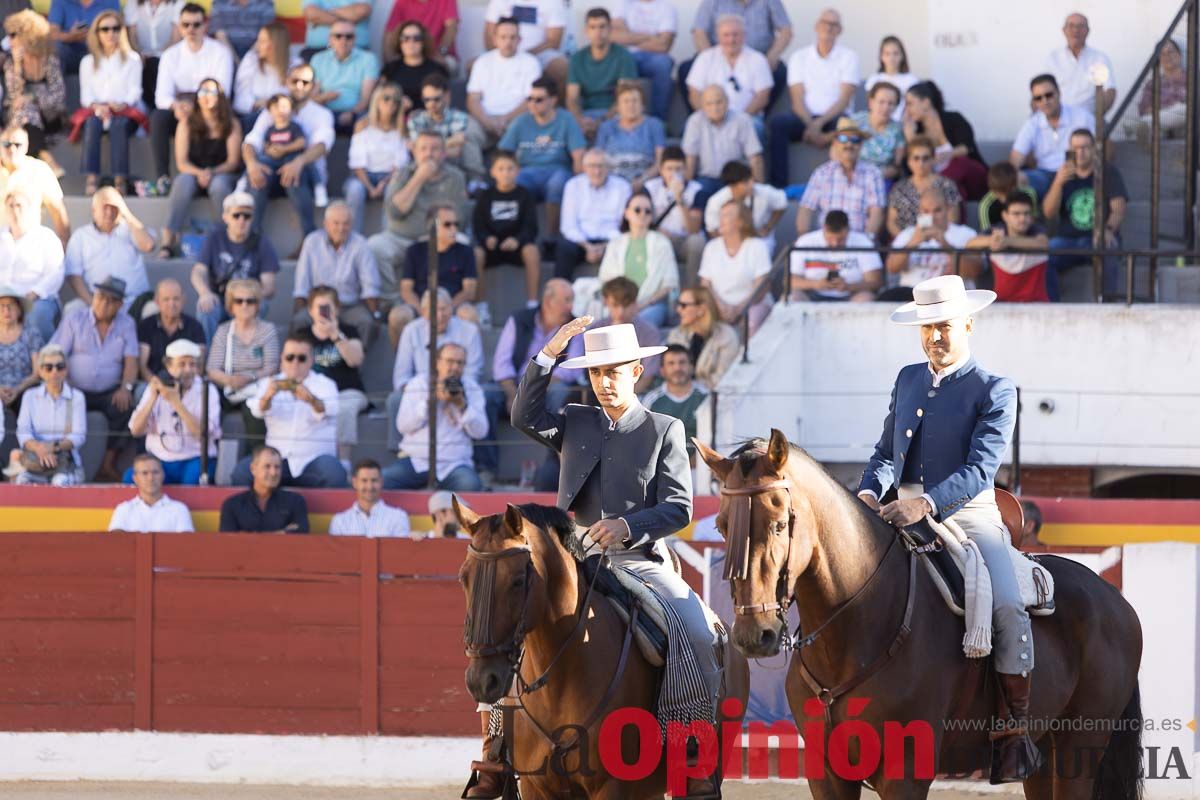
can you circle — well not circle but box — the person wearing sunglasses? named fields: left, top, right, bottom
left=191, top=192, right=280, bottom=341
left=8, top=343, right=87, bottom=486
left=886, top=135, right=963, bottom=239
left=3, top=11, right=70, bottom=178
left=597, top=193, right=678, bottom=327
left=311, top=19, right=380, bottom=133
left=1008, top=74, right=1094, bottom=201
left=407, top=73, right=485, bottom=184
left=301, top=0, right=370, bottom=61
left=383, top=0, right=459, bottom=70
left=151, top=3, right=234, bottom=194
left=232, top=332, right=346, bottom=489
left=796, top=117, right=885, bottom=239
left=125, top=0, right=188, bottom=111
left=205, top=278, right=278, bottom=444
left=0, top=125, right=71, bottom=250
left=394, top=206, right=480, bottom=345
left=380, top=20, right=448, bottom=112
left=344, top=83, right=411, bottom=234
left=77, top=11, right=143, bottom=196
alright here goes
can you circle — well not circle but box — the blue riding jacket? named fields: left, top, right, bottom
left=858, top=357, right=1017, bottom=521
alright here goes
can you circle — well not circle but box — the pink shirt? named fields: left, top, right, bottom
left=386, top=0, right=460, bottom=54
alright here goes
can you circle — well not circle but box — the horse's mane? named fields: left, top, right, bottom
left=515, top=502, right=579, bottom=549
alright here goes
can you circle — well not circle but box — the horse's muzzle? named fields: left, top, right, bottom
left=731, top=614, right=786, bottom=658
left=465, top=657, right=513, bottom=704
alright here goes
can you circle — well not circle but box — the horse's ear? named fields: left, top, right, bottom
left=767, top=429, right=790, bottom=474
left=452, top=495, right=481, bottom=531
left=693, top=437, right=733, bottom=480
left=503, top=504, right=526, bottom=538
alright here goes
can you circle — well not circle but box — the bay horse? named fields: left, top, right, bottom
left=456, top=499, right=750, bottom=799
left=695, top=429, right=1144, bottom=800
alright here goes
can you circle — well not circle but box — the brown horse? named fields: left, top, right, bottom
left=457, top=499, right=750, bottom=799
left=696, top=429, right=1144, bottom=800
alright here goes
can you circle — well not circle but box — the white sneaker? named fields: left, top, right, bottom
left=314, top=183, right=329, bottom=208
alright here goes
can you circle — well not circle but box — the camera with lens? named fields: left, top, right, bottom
left=157, top=369, right=176, bottom=389
left=443, top=376, right=464, bottom=397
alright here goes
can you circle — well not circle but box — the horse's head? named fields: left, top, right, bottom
left=456, top=497, right=572, bottom=704
left=696, top=429, right=816, bottom=658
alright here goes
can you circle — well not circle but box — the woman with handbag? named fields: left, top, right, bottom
left=7, top=343, right=86, bottom=485
left=204, top=278, right=278, bottom=450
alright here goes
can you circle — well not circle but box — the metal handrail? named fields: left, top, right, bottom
left=1103, top=0, right=1195, bottom=125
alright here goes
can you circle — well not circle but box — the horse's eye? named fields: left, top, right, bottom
left=512, top=575, right=526, bottom=589
left=774, top=520, right=788, bottom=534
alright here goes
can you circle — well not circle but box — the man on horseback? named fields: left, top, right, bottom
left=857, top=274, right=1043, bottom=783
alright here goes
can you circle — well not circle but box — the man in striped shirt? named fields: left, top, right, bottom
left=328, top=459, right=412, bottom=537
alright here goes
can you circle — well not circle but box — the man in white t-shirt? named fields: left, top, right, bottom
left=702, top=161, right=787, bottom=256
left=768, top=9, right=860, bottom=188
left=612, top=0, right=677, bottom=117
left=0, top=125, right=70, bottom=248
left=789, top=210, right=881, bottom=302
left=467, top=17, right=543, bottom=143
left=108, top=454, right=196, bottom=533
left=886, top=187, right=980, bottom=293
left=329, top=459, right=412, bottom=537
left=483, top=0, right=567, bottom=89
left=684, top=16, right=772, bottom=134
left=1044, top=13, right=1116, bottom=113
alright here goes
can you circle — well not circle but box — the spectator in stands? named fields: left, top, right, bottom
left=1132, top=38, right=1187, bottom=141
left=885, top=187, right=980, bottom=299
left=593, top=277, right=661, bottom=392
left=703, top=160, right=788, bottom=255
left=567, top=9, right=637, bottom=138
left=393, top=205, right=478, bottom=340
left=966, top=192, right=1051, bottom=303
left=596, top=81, right=665, bottom=187
left=209, top=0, right=274, bottom=60
left=137, top=279, right=205, bottom=383
left=492, top=277, right=582, bottom=414
left=205, top=278, right=278, bottom=444
left=790, top=209, right=881, bottom=302
left=64, top=188, right=153, bottom=321
left=409, top=74, right=482, bottom=183
left=498, top=77, right=585, bottom=238
left=47, top=0, right=119, bottom=75
left=242, top=62, right=335, bottom=241
left=0, top=287, right=43, bottom=433
left=682, top=0, right=790, bottom=113
left=473, top=150, right=540, bottom=306
left=304, top=286, right=368, bottom=463
left=796, top=117, right=885, bottom=237
left=684, top=15, right=772, bottom=130
left=232, top=332, right=345, bottom=487
left=645, top=146, right=705, bottom=286
left=311, top=20, right=379, bottom=132
left=0, top=126, right=70, bottom=248
left=483, top=0, right=567, bottom=89
left=769, top=8, right=860, bottom=188
left=392, top=287, right=484, bottom=392
left=368, top=131, right=468, bottom=301
left=124, top=0, right=184, bottom=111
left=190, top=192, right=279, bottom=341
left=127, top=338, right=220, bottom=483
left=886, top=136, right=962, bottom=239
left=598, top=193, right=679, bottom=325
left=1046, top=13, right=1115, bottom=114
left=3, top=12, right=69, bottom=177
left=979, top=162, right=1038, bottom=231
left=244, top=99, right=317, bottom=240
left=611, top=0, right=677, bottom=118
left=384, top=0, right=458, bottom=69
left=556, top=149, right=633, bottom=280
left=78, top=11, right=143, bottom=196
left=666, top=285, right=739, bottom=388
left=151, top=3, right=235, bottom=193
left=52, top=277, right=139, bottom=481
left=424, top=489, right=464, bottom=538
left=1009, top=74, right=1094, bottom=200
left=302, top=0, right=369, bottom=60
left=385, top=341, right=486, bottom=490
left=381, top=21, right=449, bottom=112
left=682, top=85, right=764, bottom=206
left=108, top=453, right=195, bottom=531
left=865, top=36, right=918, bottom=122
left=252, top=93, right=309, bottom=180
left=902, top=81, right=987, bottom=201
left=343, top=85, right=410, bottom=234
left=1042, top=128, right=1127, bottom=301
left=700, top=201, right=773, bottom=335
left=292, top=202, right=382, bottom=346
left=330, top=458, right=412, bottom=537
left=641, top=343, right=709, bottom=462
left=851, top=82, right=905, bottom=182
left=157, top=78, right=242, bottom=257
left=0, top=188, right=65, bottom=342
left=467, top=17, right=542, bottom=147
left=9, top=343, right=86, bottom=485
left=233, top=23, right=289, bottom=132
left=219, top=444, right=309, bottom=532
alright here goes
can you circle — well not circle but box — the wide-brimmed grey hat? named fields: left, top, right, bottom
left=889, top=275, right=995, bottom=326
left=560, top=323, right=666, bottom=369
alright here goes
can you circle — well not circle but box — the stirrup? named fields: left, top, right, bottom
left=675, top=775, right=722, bottom=800
left=461, top=759, right=516, bottom=800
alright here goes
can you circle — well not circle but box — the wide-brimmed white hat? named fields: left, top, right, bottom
left=560, top=323, right=666, bottom=369
left=889, top=275, right=996, bottom=326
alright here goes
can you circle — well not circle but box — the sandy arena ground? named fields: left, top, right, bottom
left=3, top=782, right=1019, bottom=799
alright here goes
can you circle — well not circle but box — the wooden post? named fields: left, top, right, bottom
left=360, top=537, right=380, bottom=733
left=133, top=534, right=155, bottom=730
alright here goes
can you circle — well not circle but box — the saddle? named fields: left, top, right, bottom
left=579, top=554, right=671, bottom=667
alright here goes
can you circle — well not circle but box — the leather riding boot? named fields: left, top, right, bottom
left=462, top=712, right=507, bottom=799
left=680, top=738, right=722, bottom=800
left=989, top=672, right=1044, bottom=784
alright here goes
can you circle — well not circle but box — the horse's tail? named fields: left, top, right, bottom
left=1091, top=682, right=1143, bottom=800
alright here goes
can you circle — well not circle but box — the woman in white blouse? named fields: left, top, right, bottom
left=597, top=191, right=678, bottom=326
left=233, top=23, right=289, bottom=133
left=0, top=189, right=65, bottom=343
left=124, top=0, right=182, bottom=110
left=698, top=200, right=774, bottom=337
left=343, top=83, right=410, bottom=234
left=79, top=12, right=144, bottom=195
left=9, top=343, right=87, bottom=486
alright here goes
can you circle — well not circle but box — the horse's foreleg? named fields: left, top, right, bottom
left=873, top=779, right=933, bottom=800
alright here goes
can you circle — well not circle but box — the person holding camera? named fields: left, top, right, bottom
left=884, top=187, right=980, bottom=302
left=304, top=285, right=367, bottom=465
left=383, top=341, right=486, bottom=491
left=789, top=209, right=882, bottom=302
left=126, top=339, right=220, bottom=485
left=230, top=332, right=347, bottom=488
